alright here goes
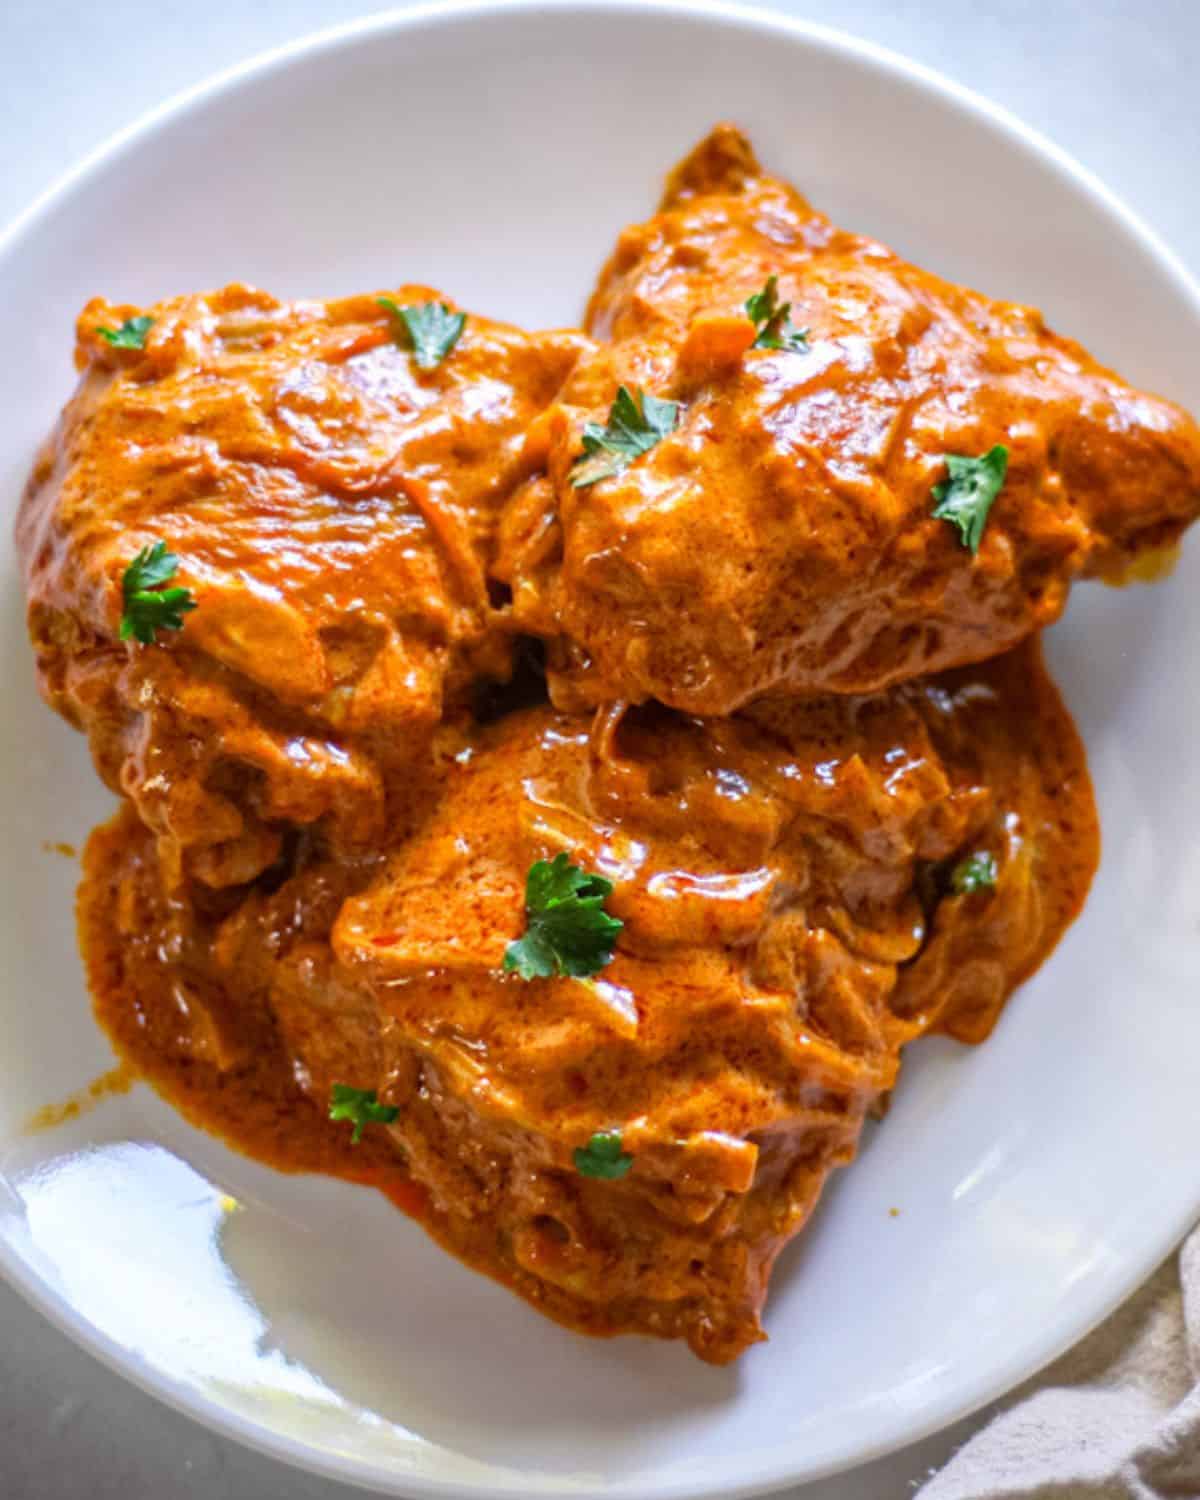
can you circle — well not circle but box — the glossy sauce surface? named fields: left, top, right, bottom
left=26, top=122, right=1188, bottom=1365
left=18, top=285, right=587, bottom=886
left=79, top=639, right=1098, bottom=1362
left=497, top=125, right=1200, bottom=713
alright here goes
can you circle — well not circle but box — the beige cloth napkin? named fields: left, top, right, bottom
left=917, top=1227, right=1200, bottom=1499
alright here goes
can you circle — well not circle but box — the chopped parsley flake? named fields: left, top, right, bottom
left=932, top=445, right=1009, bottom=554
left=329, top=1084, right=399, bottom=1145
left=97, top=315, right=153, bottom=350
left=569, top=385, right=680, bottom=488
left=744, top=275, right=809, bottom=352
left=574, top=1129, right=633, bottom=1180
left=950, top=851, right=999, bottom=895
left=503, top=852, right=623, bottom=979
left=119, top=541, right=196, bottom=645
left=377, top=297, right=466, bottom=369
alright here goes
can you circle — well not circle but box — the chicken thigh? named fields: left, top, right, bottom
left=19, top=284, right=587, bottom=884
left=325, top=639, right=1094, bottom=1360
left=497, top=126, right=1200, bottom=713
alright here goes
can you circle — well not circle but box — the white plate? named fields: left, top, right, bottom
left=2, top=3, right=1199, bottom=1495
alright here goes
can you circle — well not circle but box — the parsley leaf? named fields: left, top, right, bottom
left=744, top=275, right=809, bottom=352
left=574, top=1129, right=633, bottom=1180
left=503, top=852, right=623, bottom=979
left=950, top=851, right=998, bottom=895
left=329, top=1084, right=399, bottom=1145
left=96, top=315, right=154, bottom=350
left=570, top=385, right=680, bottom=489
left=119, top=541, right=197, bottom=645
left=932, top=445, right=1009, bottom=554
left=377, top=297, right=466, bottom=370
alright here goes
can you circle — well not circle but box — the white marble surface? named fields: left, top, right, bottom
left=0, top=2, right=1196, bottom=1496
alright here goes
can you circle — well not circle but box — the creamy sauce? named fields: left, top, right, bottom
left=497, top=126, right=1200, bottom=715
left=23, top=122, right=1177, bottom=1364
left=26, top=1062, right=134, bottom=1132
left=77, top=638, right=1099, bottom=1363
left=79, top=815, right=407, bottom=1190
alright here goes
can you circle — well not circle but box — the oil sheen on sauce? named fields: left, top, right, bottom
left=72, top=636, right=1100, bottom=1356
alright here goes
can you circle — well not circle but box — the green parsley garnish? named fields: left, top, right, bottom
left=119, top=541, right=197, bottom=645
left=96, top=315, right=153, bottom=350
left=574, top=1129, right=633, bottom=1180
left=570, top=385, right=680, bottom=488
left=503, top=852, right=623, bottom=979
left=932, top=445, right=1009, bottom=554
left=744, top=275, right=809, bottom=352
left=329, top=1084, right=399, bottom=1145
left=950, top=851, right=999, bottom=895
left=377, top=297, right=466, bottom=370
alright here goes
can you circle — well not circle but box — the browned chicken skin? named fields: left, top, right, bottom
left=22, top=122, right=1198, bottom=1364
left=498, top=125, right=1200, bottom=713
left=18, top=284, right=587, bottom=885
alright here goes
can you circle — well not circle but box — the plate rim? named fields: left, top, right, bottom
left=2, top=3, right=1199, bottom=1496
